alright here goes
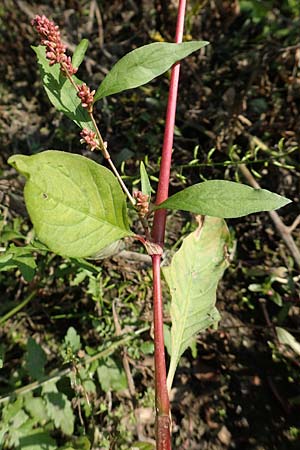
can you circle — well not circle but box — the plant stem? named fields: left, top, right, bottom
left=61, top=63, right=80, bottom=92
left=107, top=157, right=136, bottom=206
left=0, top=290, right=36, bottom=325
left=88, top=112, right=136, bottom=206
left=89, top=111, right=109, bottom=156
left=0, top=326, right=149, bottom=404
left=152, top=0, right=186, bottom=246
left=152, top=255, right=171, bottom=450
left=151, top=1, right=187, bottom=449
left=62, top=62, right=136, bottom=206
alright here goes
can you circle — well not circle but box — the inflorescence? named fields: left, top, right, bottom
left=31, top=15, right=77, bottom=75
left=80, top=129, right=99, bottom=152
left=32, top=15, right=99, bottom=152
left=133, top=191, right=150, bottom=217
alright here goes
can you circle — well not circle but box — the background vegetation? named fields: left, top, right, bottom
left=0, top=1, right=299, bottom=449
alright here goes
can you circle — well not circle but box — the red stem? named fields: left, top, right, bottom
left=151, top=1, right=187, bottom=449
left=152, top=255, right=171, bottom=449
left=152, top=0, right=186, bottom=245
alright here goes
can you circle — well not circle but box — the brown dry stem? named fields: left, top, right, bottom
left=238, top=162, right=300, bottom=269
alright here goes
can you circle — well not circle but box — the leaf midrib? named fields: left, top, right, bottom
left=171, top=236, right=197, bottom=365
left=29, top=179, right=129, bottom=234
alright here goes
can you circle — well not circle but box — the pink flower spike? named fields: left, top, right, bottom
left=32, top=15, right=61, bottom=41
left=62, top=56, right=78, bottom=76
left=80, top=129, right=99, bottom=151
left=133, top=191, right=149, bottom=216
left=32, top=15, right=77, bottom=76
left=77, top=84, right=95, bottom=112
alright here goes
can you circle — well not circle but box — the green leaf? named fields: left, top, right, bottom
left=32, top=46, right=95, bottom=132
left=276, top=327, right=300, bottom=356
left=8, top=151, right=133, bottom=258
left=43, top=382, right=74, bottom=436
left=155, top=180, right=291, bottom=218
left=60, top=436, right=91, bottom=450
left=0, top=244, right=37, bottom=281
left=140, top=161, right=152, bottom=198
left=24, top=394, right=49, bottom=424
left=94, top=41, right=209, bottom=101
left=163, top=324, right=171, bottom=357
left=25, top=338, right=47, bottom=381
left=17, top=431, right=57, bottom=450
left=2, top=404, right=36, bottom=447
left=64, top=327, right=81, bottom=353
left=72, top=39, right=89, bottom=68
left=2, top=397, right=24, bottom=423
left=164, top=216, right=229, bottom=390
left=131, top=443, right=155, bottom=450
left=97, top=357, right=128, bottom=392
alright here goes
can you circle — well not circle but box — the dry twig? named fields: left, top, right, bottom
left=238, top=162, right=300, bottom=269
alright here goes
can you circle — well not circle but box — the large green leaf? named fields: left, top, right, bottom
left=32, top=46, right=95, bottom=132
left=24, top=394, right=49, bottom=424
left=164, top=216, right=229, bottom=390
left=155, top=180, right=291, bottom=218
left=43, top=381, right=74, bottom=436
left=97, top=357, right=128, bottom=392
left=94, top=41, right=209, bottom=101
left=17, top=431, right=57, bottom=450
left=8, top=151, right=133, bottom=258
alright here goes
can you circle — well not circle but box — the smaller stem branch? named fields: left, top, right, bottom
left=89, top=112, right=109, bottom=158
left=61, top=63, right=80, bottom=92
left=0, top=291, right=36, bottom=325
left=107, top=158, right=136, bottom=206
left=0, top=326, right=149, bottom=405
left=61, top=61, right=136, bottom=207
left=90, top=109, right=135, bottom=205
left=140, top=216, right=152, bottom=241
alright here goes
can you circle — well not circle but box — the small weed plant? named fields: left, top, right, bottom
left=0, top=4, right=291, bottom=450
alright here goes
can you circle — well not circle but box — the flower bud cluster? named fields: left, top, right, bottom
left=77, top=84, right=95, bottom=112
left=31, top=15, right=77, bottom=75
left=133, top=191, right=149, bottom=217
left=80, top=129, right=99, bottom=151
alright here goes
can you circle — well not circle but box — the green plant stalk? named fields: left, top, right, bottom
left=0, top=326, right=149, bottom=404
left=0, top=290, right=36, bottom=325
left=151, top=1, right=187, bottom=449
left=62, top=61, right=136, bottom=207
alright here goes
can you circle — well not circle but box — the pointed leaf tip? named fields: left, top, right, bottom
left=140, top=161, right=152, bottom=198
left=94, top=40, right=209, bottom=101
left=8, top=154, right=30, bottom=177
left=155, top=180, right=291, bottom=218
